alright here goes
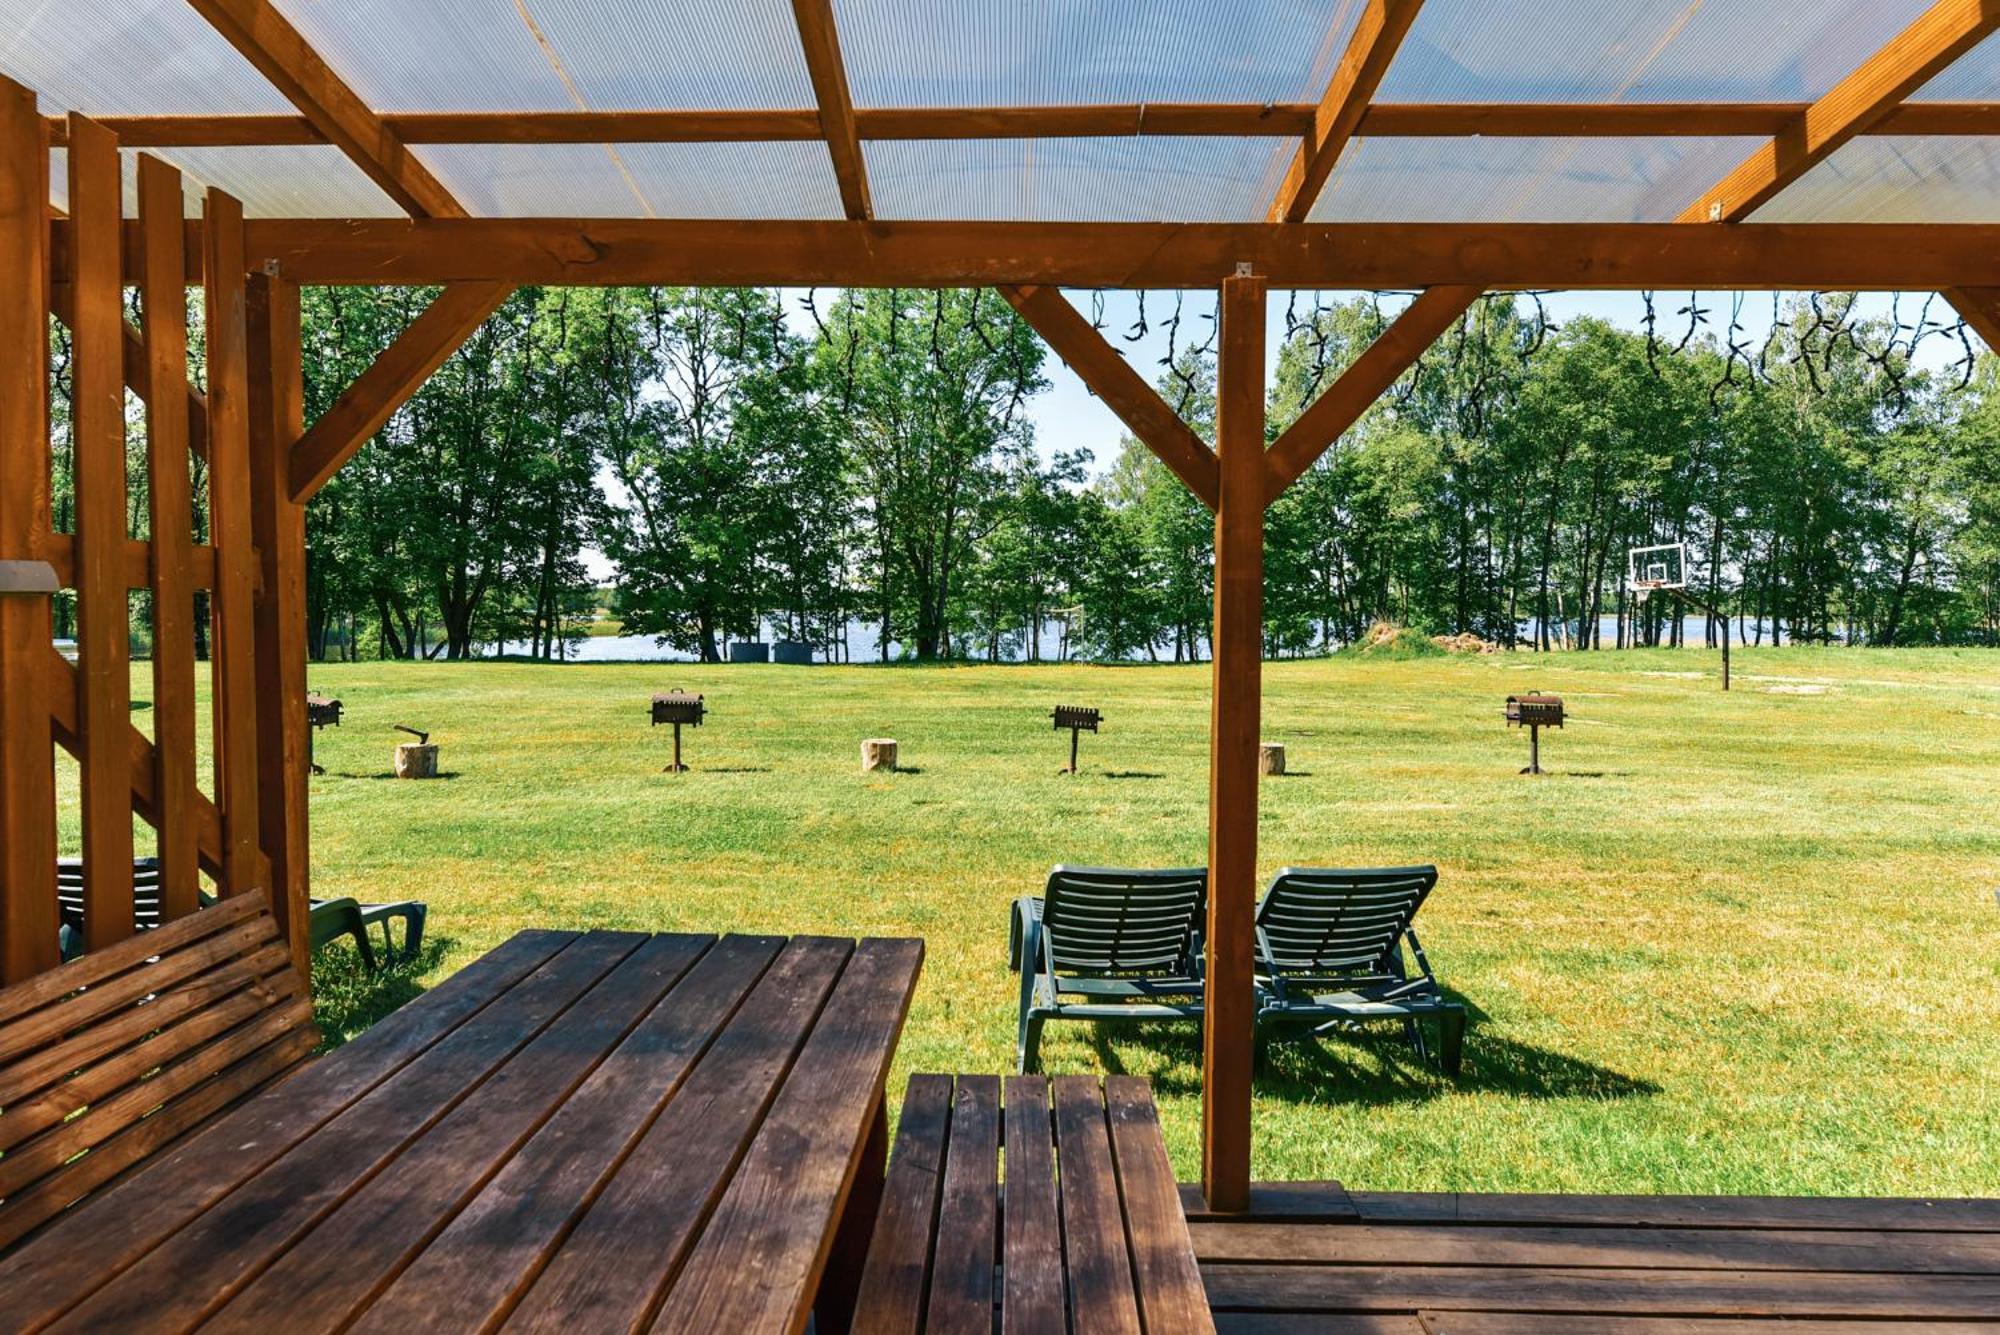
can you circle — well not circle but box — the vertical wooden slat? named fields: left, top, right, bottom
left=0, top=77, right=58, bottom=983
left=1202, top=271, right=1266, bottom=1213
left=139, top=155, right=202, bottom=920
left=202, top=188, right=261, bottom=899
left=247, top=270, right=309, bottom=975
left=66, top=113, right=135, bottom=951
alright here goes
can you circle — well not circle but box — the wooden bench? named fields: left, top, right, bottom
left=0, top=890, right=316, bottom=1251
left=854, top=1072, right=1217, bottom=1334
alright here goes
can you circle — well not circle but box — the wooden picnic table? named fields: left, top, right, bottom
left=0, top=928, right=922, bottom=1334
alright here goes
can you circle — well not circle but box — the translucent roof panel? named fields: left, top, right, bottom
left=1310, top=136, right=1765, bottom=223
left=1754, top=138, right=2000, bottom=223
left=1381, top=0, right=1932, bottom=103
left=270, top=0, right=815, bottom=112
left=837, top=0, right=1362, bottom=107
left=413, top=142, right=845, bottom=219
left=49, top=146, right=403, bottom=219
left=1912, top=27, right=2000, bottom=99
left=2, top=0, right=297, bottom=114
left=868, top=137, right=1289, bottom=222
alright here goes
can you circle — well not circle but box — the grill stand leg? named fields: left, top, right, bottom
left=1062, top=726, right=1080, bottom=775
left=1522, top=724, right=1542, bottom=775
left=664, top=722, right=688, bottom=773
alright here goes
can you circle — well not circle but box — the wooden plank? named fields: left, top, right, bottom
left=347, top=935, right=776, bottom=1335
left=1002, top=285, right=1220, bottom=509
left=502, top=936, right=854, bottom=1332
left=44, top=101, right=2000, bottom=147
left=649, top=937, right=926, bottom=1333
left=1105, top=1077, right=1217, bottom=1334
left=246, top=271, right=311, bottom=975
left=791, top=0, right=872, bottom=220
left=1264, top=286, right=1481, bottom=504
left=1053, top=1076, right=1143, bottom=1335
left=0, top=928, right=574, bottom=1329
left=61, top=113, right=135, bottom=953
left=44, top=643, right=230, bottom=882
left=49, top=282, right=211, bottom=462
left=38, top=534, right=219, bottom=593
left=1945, top=286, right=2000, bottom=351
left=817, top=1096, right=888, bottom=1335
left=850, top=1073, right=955, bottom=1335
left=0, top=75, right=58, bottom=986
left=1203, top=273, right=1265, bottom=1213
left=1347, top=1191, right=2000, bottom=1232
left=1271, top=0, right=1427, bottom=223
left=1189, top=1222, right=2000, bottom=1273
left=1200, top=1264, right=2000, bottom=1317
left=185, top=0, right=464, bottom=218
left=138, top=154, right=203, bottom=920
left=1001, top=1076, right=1066, bottom=1335
left=1180, top=1181, right=1361, bottom=1223
left=1680, top=0, right=2000, bottom=222
left=924, top=1074, right=1001, bottom=1335
left=287, top=280, right=514, bottom=502
left=45, top=931, right=641, bottom=1332
left=202, top=188, right=263, bottom=904
left=226, top=218, right=2000, bottom=291
left=1217, top=1319, right=1425, bottom=1335
left=205, top=934, right=716, bottom=1334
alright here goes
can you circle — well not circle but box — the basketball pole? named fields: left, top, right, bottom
left=1642, top=585, right=1730, bottom=692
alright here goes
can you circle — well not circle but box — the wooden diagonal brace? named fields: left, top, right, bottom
left=289, top=281, right=515, bottom=501
left=1002, top=286, right=1219, bottom=510
left=1264, top=285, right=1481, bottom=505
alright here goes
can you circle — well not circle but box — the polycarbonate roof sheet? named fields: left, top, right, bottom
left=46, top=144, right=404, bottom=219
left=836, top=0, right=1362, bottom=107
left=3, top=0, right=293, bottom=114
left=868, top=137, right=1289, bottom=222
left=414, top=141, right=845, bottom=219
left=269, top=0, right=815, bottom=112
left=1912, top=27, right=2000, bottom=99
left=1753, top=137, right=2000, bottom=223
left=1311, top=136, right=1764, bottom=223
left=1381, top=0, right=1931, bottom=103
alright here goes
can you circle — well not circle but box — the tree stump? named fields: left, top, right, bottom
left=1259, top=742, right=1286, bottom=777
left=860, top=738, right=898, bottom=773
left=395, top=742, right=440, bottom=779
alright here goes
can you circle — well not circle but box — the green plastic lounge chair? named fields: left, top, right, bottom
left=1008, top=865, right=1207, bottom=1073
left=1253, top=865, right=1465, bottom=1075
left=56, top=858, right=425, bottom=970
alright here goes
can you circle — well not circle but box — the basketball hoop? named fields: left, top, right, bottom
left=1627, top=542, right=1688, bottom=595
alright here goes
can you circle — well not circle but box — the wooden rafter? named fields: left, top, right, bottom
left=43, top=101, right=2000, bottom=147
left=1264, top=286, right=1482, bottom=504
left=791, top=0, right=871, bottom=220
left=1001, top=287, right=1219, bottom=510
left=185, top=0, right=465, bottom=219
left=1680, top=0, right=2000, bottom=223
left=1270, top=0, right=1426, bottom=224
left=288, top=281, right=515, bottom=502
left=165, top=219, right=2000, bottom=291
left=1944, top=286, right=2000, bottom=349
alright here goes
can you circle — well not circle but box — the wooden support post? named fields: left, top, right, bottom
left=1203, top=271, right=1266, bottom=1213
left=0, top=78, right=58, bottom=983
left=203, top=188, right=263, bottom=900
left=65, top=114, right=135, bottom=951
left=138, top=155, right=203, bottom=920
left=248, top=270, right=311, bottom=977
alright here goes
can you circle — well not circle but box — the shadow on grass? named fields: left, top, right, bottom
left=341, top=771, right=464, bottom=781
left=1082, top=1011, right=1657, bottom=1107
left=1103, top=771, right=1166, bottom=780
left=700, top=766, right=773, bottom=774
left=309, top=936, right=450, bottom=1052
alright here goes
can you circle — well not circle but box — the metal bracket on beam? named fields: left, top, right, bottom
left=0, top=560, right=58, bottom=595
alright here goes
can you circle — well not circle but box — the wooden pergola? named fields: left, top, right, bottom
left=6, top=0, right=2000, bottom=1218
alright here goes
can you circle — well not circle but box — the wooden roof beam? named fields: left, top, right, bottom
left=1943, top=286, right=2000, bottom=349
left=1270, top=0, right=1427, bottom=223
left=791, top=0, right=871, bottom=220
left=185, top=0, right=466, bottom=218
left=43, top=100, right=2000, bottom=148
left=1001, top=286, right=1219, bottom=510
left=177, top=219, right=2000, bottom=290
left=1264, top=286, right=1480, bottom=504
left=289, top=282, right=515, bottom=502
left=1680, top=0, right=2000, bottom=223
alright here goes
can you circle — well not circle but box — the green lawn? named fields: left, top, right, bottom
left=61, top=646, right=2000, bottom=1195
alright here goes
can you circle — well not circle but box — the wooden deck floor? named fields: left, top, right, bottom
left=1181, top=1183, right=2000, bottom=1331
